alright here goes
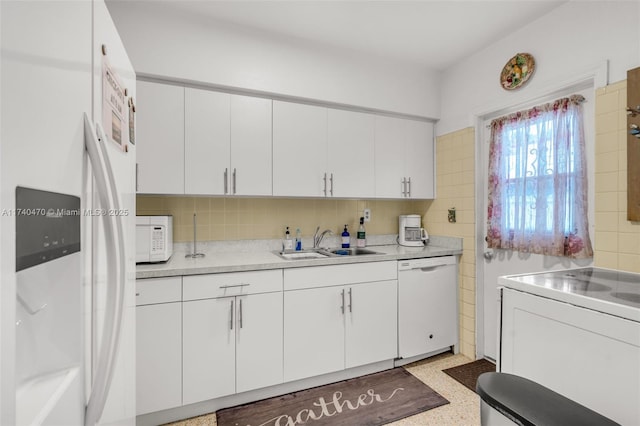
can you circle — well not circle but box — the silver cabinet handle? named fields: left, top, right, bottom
left=224, top=168, right=228, bottom=194
left=407, top=177, right=412, bottom=197
left=135, top=163, right=139, bottom=192
left=340, top=289, right=345, bottom=314
left=239, top=299, right=243, bottom=328
left=230, top=300, right=234, bottom=330
left=323, top=173, right=327, bottom=196
left=219, top=283, right=250, bottom=289
left=330, top=173, right=334, bottom=196
left=401, top=177, right=407, bottom=197
left=232, top=168, right=237, bottom=194
left=348, top=288, right=352, bottom=313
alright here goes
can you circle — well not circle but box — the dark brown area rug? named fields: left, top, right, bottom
left=216, top=368, right=449, bottom=426
left=442, top=359, right=495, bottom=393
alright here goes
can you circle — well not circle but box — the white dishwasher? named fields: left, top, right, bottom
left=397, top=256, right=458, bottom=362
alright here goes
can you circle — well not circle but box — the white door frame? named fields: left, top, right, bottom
left=472, top=61, right=609, bottom=359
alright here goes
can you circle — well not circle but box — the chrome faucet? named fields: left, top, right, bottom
left=313, top=227, right=334, bottom=249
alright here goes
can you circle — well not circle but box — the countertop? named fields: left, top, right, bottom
left=136, top=235, right=463, bottom=279
left=499, top=267, right=640, bottom=322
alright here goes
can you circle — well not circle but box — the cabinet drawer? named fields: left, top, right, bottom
left=284, top=261, right=397, bottom=291
left=136, top=277, right=182, bottom=306
left=183, top=269, right=283, bottom=301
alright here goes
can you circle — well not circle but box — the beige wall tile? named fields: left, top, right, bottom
left=593, top=80, right=639, bottom=272
left=595, top=172, right=618, bottom=193
left=424, top=127, right=477, bottom=359
left=594, top=231, right=618, bottom=252
left=137, top=195, right=422, bottom=242
left=618, top=254, right=640, bottom=273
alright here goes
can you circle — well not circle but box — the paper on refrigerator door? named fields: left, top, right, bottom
left=102, top=53, right=126, bottom=151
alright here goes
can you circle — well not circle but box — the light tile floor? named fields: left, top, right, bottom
left=168, top=352, right=481, bottom=426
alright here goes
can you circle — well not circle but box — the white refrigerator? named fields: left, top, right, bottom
left=1, top=1, right=136, bottom=425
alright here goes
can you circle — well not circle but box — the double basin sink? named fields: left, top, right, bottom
left=275, top=247, right=383, bottom=260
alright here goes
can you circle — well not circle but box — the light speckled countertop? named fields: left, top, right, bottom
left=136, top=235, right=463, bottom=279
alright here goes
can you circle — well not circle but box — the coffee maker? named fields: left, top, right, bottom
left=398, top=215, right=429, bottom=246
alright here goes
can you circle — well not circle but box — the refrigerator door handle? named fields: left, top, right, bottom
left=83, top=113, right=127, bottom=426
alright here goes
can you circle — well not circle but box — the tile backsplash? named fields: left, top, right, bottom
left=137, top=196, right=428, bottom=243
left=424, top=127, right=476, bottom=359
left=594, top=80, right=640, bottom=272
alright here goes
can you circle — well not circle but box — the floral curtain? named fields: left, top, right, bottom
left=486, top=95, right=593, bottom=258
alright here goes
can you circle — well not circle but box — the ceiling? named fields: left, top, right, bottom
left=123, top=0, right=567, bottom=70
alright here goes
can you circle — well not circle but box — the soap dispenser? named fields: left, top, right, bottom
left=357, top=217, right=366, bottom=248
left=295, top=228, right=302, bottom=251
left=284, top=226, right=293, bottom=250
left=341, top=225, right=350, bottom=248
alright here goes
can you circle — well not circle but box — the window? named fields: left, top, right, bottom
left=486, top=95, right=593, bottom=258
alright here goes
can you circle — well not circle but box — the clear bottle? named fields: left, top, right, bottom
left=357, top=217, right=366, bottom=248
left=284, top=226, right=293, bottom=250
left=295, top=228, right=302, bottom=251
left=341, top=225, right=350, bottom=248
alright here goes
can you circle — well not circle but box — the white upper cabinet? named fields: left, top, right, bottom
left=374, top=116, right=434, bottom=199
left=405, top=120, right=434, bottom=199
left=184, top=88, right=230, bottom=195
left=230, top=95, right=272, bottom=196
left=273, top=101, right=328, bottom=197
left=138, top=81, right=434, bottom=199
left=375, top=116, right=406, bottom=198
left=136, top=80, right=185, bottom=194
left=274, top=103, right=376, bottom=198
left=327, top=109, right=375, bottom=198
left=185, top=89, right=272, bottom=196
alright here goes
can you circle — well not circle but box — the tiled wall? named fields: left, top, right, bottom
left=137, top=196, right=427, bottom=242
left=594, top=80, right=640, bottom=272
left=423, top=128, right=476, bottom=359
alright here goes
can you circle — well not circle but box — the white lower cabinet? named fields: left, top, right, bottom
left=135, top=258, right=458, bottom=417
left=283, top=262, right=397, bottom=382
left=284, top=286, right=345, bottom=381
left=135, top=277, right=182, bottom=416
left=182, top=270, right=283, bottom=405
left=344, top=280, right=398, bottom=368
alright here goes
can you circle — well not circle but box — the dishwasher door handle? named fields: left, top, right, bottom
left=398, top=256, right=456, bottom=271
left=417, top=265, right=447, bottom=272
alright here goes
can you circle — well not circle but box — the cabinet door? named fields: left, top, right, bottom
left=136, top=303, right=182, bottom=415
left=136, top=80, right=184, bottom=194
left=230, top=95, right=272, bottom=196
left=398, top=263, right=457, bottom=358
left=405, top=120, right=434, bottom=199
left=374, top=116, right=407, bottom=198
left=236, top=292, right=283, bottom=393
left=328, top=109, right=375, bottom=198
left=184, top=88, right=230, bottom=195
left=183, top=298, right=235, bottom=404
left=273, top=101, right=327, bottom=197
left=345, top=280, right=398, bottom=368
left=284, top=287, right=344, bottom=382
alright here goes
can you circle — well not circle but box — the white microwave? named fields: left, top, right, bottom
left=136, top=216, right=173, bottom=263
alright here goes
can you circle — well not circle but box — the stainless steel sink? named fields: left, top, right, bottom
left=275, top=250, right=330, bottom=260
left=274, top=247, right=383, bottom=260
left=327, top=248, right=383, bottom=256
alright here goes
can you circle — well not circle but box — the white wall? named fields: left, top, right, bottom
left=106, top=1, right=440, bottom=118
left=438, top=0, right=640, bottom=135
